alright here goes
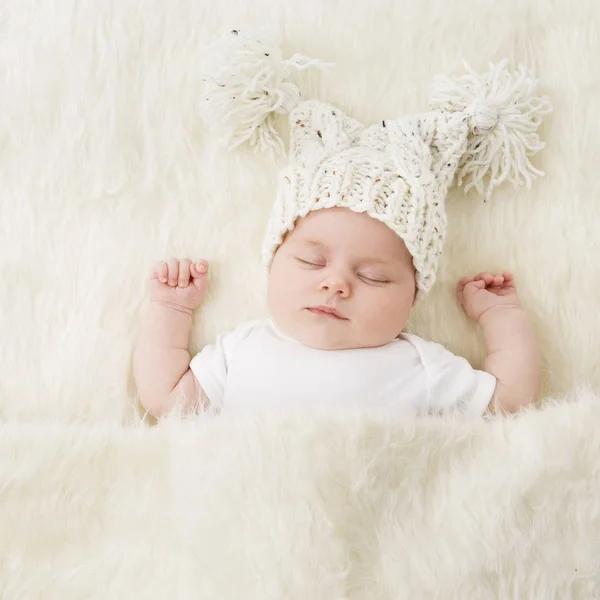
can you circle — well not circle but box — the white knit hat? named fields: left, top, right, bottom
left=200, top=29, right=552, bottom=299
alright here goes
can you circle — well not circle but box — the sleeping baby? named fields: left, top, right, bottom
left=133, top=43, right=549, bottom=419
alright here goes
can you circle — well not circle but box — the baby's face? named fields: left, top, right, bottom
left=267, top=207, right=416, bottom=350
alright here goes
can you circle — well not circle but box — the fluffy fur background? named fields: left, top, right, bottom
left=1, top=400, right=600, bottom=598
left=0, top=0, right=600, bottom=597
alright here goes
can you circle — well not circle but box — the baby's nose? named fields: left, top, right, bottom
left=320, top=275, right=350, bottom=296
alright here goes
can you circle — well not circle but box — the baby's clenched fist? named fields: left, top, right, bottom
left=456, top=271, right=520, bottom=323
left=150, top=257, right=209, bottom=311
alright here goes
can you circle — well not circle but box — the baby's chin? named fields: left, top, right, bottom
left=281, top=312, right=400, bottom=350
left=297, top=331, right=360, bottom=351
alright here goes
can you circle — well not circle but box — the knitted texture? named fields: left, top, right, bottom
left=200, top=30, right=552, bottom=298
left=262, top=101, right=470, bottom=297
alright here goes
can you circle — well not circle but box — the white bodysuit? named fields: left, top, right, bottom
left=190, top=318, right=496, bottom=417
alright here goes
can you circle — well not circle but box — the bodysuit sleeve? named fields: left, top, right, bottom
left=189, top=320, right=258, bottom=412
left=405, top=334, right=497, bottom=417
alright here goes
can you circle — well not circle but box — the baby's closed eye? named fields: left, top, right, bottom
left=296, top=256, right=325, bottom=267
left=358, top=272, right=391, bottom=284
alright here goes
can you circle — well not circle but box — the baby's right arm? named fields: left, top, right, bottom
left=133, top=258, right=209, bottom=418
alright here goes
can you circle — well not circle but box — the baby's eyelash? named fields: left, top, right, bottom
left=359, top=274, right=390, bottom=284
left=296, top=258, right=324, bottom=267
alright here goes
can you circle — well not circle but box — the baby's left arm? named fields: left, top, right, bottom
left=456, top=271, right=541, bottom=413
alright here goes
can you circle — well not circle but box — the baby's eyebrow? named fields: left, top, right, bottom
left=360, top=257, right=391, bottom=266
left=297, top=240, right=326, bottom=249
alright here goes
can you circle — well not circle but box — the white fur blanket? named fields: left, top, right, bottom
left=1, top=0, right=600, bottom=596
left=1, top=399, right=600, bottom=598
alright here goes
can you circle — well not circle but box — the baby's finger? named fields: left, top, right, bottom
left=166, top=257, right=180, bottom=287
left=465, top=280, right=486, bottom=295
left=492, top=274, right=504, bottom=287
left=153, top=261, right=168, bottom=284
left=501, top=271, right=514, bottom=282
left=178, top=259, right=191, bottom=287
left=191, top=260, right=209, bottom=277
left=475, top=272, right=494, bottom=284
left=456, top=276, right=472, bottom=296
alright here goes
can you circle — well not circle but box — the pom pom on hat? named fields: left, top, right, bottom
left=200, top=29, right=332, bottom=154
left=429, top=59, right=553, bottom=199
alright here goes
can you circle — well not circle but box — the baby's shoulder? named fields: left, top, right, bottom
left=220, top=317, right=268, bottom=341
left=396, top=332, right=457, bottom=367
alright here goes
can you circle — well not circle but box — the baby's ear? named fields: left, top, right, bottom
left=288, top=101, right=364, bottom=169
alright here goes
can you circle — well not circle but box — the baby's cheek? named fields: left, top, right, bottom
left=290, top=271, right=316, bottom=294
left=372, top=290, right=411, bottom=324
left=274, top=276, right=308, bottom=310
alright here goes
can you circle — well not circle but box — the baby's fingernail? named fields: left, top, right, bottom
left=160, top=277, right=167, bottom=283
left=196, top=263, right=207, bottom=273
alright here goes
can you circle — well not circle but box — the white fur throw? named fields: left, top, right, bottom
left=1, top=0, right=600, bottom=596
left=1, top=398, right=600, bottom=598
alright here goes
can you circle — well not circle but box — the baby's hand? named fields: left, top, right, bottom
left=456, top=271, right=521, bottom=323
left=149, top=258, right=210, bottom=312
